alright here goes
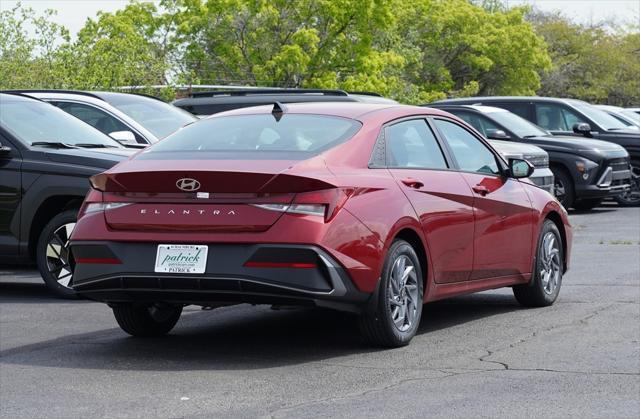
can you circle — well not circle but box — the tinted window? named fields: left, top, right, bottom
left=487, top=111, right=549, bottom=138
left=385, top=119, right=447, bottom=169
left=535, top=103, right=586, bottom=131
left=492, top=102, right=531, bottom=120
left=145, top=114, right=361, bottom=159
left=452, top=111, right=500, bottom=137
left=0, top=99, right=122, bottom=147
left=434, top=119, right=500, bottom=175
left=101, top=94, right=196, bottom=138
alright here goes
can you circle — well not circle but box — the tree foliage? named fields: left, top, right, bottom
left=528, top=9, right=640, bottom=106
left=0, top=0, right=636, bottom=105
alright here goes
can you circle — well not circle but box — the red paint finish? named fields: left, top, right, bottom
left=71, top=103, right=572, bottom=303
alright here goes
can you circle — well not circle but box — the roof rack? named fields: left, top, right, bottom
left=347, top=91, right=382, bottom=97
left=190, top=88, right=349, bottom=98
left=1, top=89, right=104, bottom=100
left=0, top=91, right=48, bottom=102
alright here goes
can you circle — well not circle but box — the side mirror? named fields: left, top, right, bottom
left=109, top=130, right=137, bottom=144
left=486, top=129, right=510, bottom=140
left=509, top=158, right=534, bottom=179
left=572, top=122, right=592, bottom=137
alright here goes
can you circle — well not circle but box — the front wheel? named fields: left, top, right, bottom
left=513, top=219, right=563, bottom=307
left=551, top=167, right=575, bottom=209
left=614, top=160, right=640, bottom=207
left=112, top=304, right=183, bottom=337
left=358, top=240, right=424, bottom=347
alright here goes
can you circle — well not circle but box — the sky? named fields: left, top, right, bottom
left=1, top=0, right=639, bottom=38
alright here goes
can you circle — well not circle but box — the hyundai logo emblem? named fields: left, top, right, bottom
left=176, top=178, right=201, bottom=192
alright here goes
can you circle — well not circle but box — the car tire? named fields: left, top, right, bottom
left=614, top=159, right=640, bottom=207
left=358, top=239, right=424, bottom=347
left=513, top=219, right=563, bottom=307
left=551, top=166, right=575, bottom=209
left=112, top=304, right=183, bottom=337
left=572, top=198, right=602, bottom=211
left=36, top=209, right=79, bottom=299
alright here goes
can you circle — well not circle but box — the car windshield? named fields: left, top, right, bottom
left=143, top=114, right=362, bottom=159
left=571, top=102, right=628, bottom=130
left=102, top=94, right=196, bottom=139
left=0, top=98, right=122, bottom=147
left=487, top=110, right=549, bottom=138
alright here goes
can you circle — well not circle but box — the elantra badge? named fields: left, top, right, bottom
left=176, top=178, right=201, bottom=192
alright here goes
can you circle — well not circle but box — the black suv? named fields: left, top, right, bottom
left=428, top=104, right=632, bottom=209
left=173, top=89, right=397, bottom=116
left=0, top=93, right=134, bottom=297
left=432, top=96, right=640, bottom=206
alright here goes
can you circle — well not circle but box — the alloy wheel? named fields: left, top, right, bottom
left=618, top=163, right=640, bottom=205
left=387, top=255, right=419, bottom=332
left=540, top=231, right=561, bottom=295
left=45, top=222, right=76, bottom=289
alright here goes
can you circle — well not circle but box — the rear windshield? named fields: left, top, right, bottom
left=143, top=114, right=361, bottom=159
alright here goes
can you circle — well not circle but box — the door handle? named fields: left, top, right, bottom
left=401, top=178, right=424, bottom=189
left=472, top=185, right=490, bottom=196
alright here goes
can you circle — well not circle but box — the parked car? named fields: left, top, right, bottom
left=0, top=93, right=135, bottom=297
left=486, top=139, right=554, bottom=195
left=5, top=90, right=197, bottom=146
left=172, top=88, right=396, bottom=116
left=432, top=96, right=640, bottom=206
left=70, top=102, right=571, bottom=347
left=594, top=105, right=640, bottom=130
left=429, top=104, right=631, bottom=209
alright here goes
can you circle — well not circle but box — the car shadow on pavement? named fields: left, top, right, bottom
left=0, top=291, right=522, bottom=371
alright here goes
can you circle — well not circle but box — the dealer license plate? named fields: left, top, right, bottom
left=154, top=244, right=208, bottom=274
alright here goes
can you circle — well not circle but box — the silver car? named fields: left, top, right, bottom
left=11, top=90, right=197, bottom=146
left=489, top=139, right=554, bottom=195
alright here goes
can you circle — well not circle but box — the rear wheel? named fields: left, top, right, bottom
left=358, top=240, right=423, bottom=347
left=551, top=167, right=575, bottom=209
left=614, top=159, right=640, bottom=207
left=573, top=198, right=602, bottom=211
left=36, top=209, right=78, bottom=298
left=513, top=219, right=563, bottom=307
left=112, top=303, right=183, bottom=337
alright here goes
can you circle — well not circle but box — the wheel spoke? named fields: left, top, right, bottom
left=47, top=243, right=63, bottom=259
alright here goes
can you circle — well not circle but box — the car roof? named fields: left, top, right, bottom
left=2, top=89, right=167, bottom=104
left=206, top=101, right=443, bottom=121
left=432, top=96, right=590, bottom=106
left=429, top=103, right=509, bottom=114
left=0, top=92, right=43, bottom=103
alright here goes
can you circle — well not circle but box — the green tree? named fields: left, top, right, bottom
left=65, top=1, right=174, bottom=94
left=529, top=10, right=640, bottom=106
left=0, top=3, right=70, bottom=89
left=391, top=0, right=551, bottom=103
left=169, top=0, right=405, bottom=96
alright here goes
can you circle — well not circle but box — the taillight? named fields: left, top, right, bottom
left=252, top=188, right=353, bottom=222
left=78, top=189, right=130, bottom=219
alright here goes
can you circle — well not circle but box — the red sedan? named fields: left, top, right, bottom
left=70, top=102, right=572, bottom=347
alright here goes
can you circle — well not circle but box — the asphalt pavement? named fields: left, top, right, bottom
left=1, top=206, right=639, bottom=418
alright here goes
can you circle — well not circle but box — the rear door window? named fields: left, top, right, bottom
left=385, top=119, right=448, bottom=169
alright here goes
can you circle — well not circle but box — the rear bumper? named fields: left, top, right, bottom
left=70, top=242, right=371, bottom=312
